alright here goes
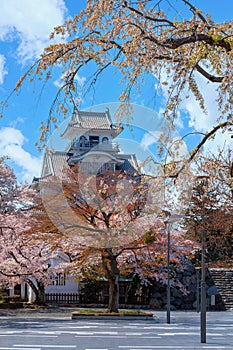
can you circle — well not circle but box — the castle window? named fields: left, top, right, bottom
left=89, top=135, right=99, bottom=146
left=79, top=135, right=88, bottom=147
left=50, top=273, right=66, bottom=286
left=102, top=137, right=109, bottom=144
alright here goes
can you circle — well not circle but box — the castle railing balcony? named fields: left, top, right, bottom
left=71, top=141, right=120, bottom=152
left=67, top=160, right=116, bottom=173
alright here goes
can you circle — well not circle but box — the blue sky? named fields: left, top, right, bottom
left=0, top=0, right=232, bottom=183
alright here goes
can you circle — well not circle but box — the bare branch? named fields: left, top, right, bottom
left=172, top=122, right=233, bottom=179
left=182, top=0, right=209, bottom=25
left=123, top=1, right=177, bottom=28
left=195, top=63, right=224, bottom=83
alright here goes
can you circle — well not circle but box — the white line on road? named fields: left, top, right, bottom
left=14, top=345, right=76, bottom=348
left=0, top=335, right=57, bottom=338
left=0, top=348, right=41, bottom=350
left=75, top=335, right=128, bottom=338
left=65, top=331, right=94, bottom=335
left=118, top=346, right=232, bottom=349
left=93, top=332, right=119, bottom=335
left=157, top=332, right=199, bottom=336
left=58, top=325, right=98, bottom=329
left=57, top=331, right=118, bottom=335
left=142, top=337, right=162, bottom=339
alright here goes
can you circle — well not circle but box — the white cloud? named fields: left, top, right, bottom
left=184, top=76, right=219, bottom=132
left=0, top=54, right=8, bottom=84
left=179, top=73, right=232, bottom=153
left=202, top=129, right=232, bottom=154
left=0, top=127, right=42, bottom=183
left=141, top=130, right=162, bottom=150
left=156, top=67, right=220, bottom=133
left=156, top=67, right=232, bottom=154
left=141, top=131, right=189, bottom=163
left=76, top=75, right=86, bottom=88
left=54, top=73, right=86, bottom=89
left=9, top=116, right=25, bottom=128
left=0, top=0, right=67, bottom=63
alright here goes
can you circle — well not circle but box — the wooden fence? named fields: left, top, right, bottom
left=45, top=293, right=79, bottom=305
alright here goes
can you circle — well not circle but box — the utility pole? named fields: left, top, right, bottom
left=200, top=229, right=206, bottom=343
left=195, top=175, right=209, bottom=344
left=164, top=213, right=181, bottom=324
left=166, top=220, right=171, bottom=324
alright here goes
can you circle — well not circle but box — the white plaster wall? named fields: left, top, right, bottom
left=45, top=276, right=78, bottom=294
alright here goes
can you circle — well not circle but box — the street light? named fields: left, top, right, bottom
left=193, top=175, right=209, bottom=344
left=165, top=219, right=171, bottom=324
left=200, top=228, right=206, bottom=343
left=164, top=213, right=182, bottom=324
left=196, top=267, right=200, bottom=313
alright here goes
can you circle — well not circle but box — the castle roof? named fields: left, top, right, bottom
left=41, top=151, right=68, bottom=178
left=61, top=109, right=122, bottom=139
left=40, top=151, right=138, bottom=179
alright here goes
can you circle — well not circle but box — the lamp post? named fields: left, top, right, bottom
left=166, top=219, right=171, bottom=324
left=196, top=267, right=200, bottom=313
left=200, top=228, right=206, bottom=343
left=194, top=175, right=209, bottom=344
left=164, top=213, right=181, bottom=324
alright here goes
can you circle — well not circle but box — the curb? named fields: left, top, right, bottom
left=71, top=312, right=158, bottom=321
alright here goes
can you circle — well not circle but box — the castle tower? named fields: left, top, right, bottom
left=40, top=108, right=138, bottom=178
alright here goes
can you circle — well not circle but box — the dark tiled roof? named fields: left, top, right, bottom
left=76, top=110, right=112, bottom=129
left=116, top=159, right=136, bottom=175
left=61, top=109, right=123, bottom=139
left=41, top=151, right=68, bottom=178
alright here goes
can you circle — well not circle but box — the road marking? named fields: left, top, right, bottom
left=202, top=345, right=232, bottom=350
left=0, top=335, right=57, bottom=338
left=61, top=331, right=118, bottom=335
left=118, top=346, right=232, bottom=349
left=0, top=348, right=41, bottom=350
left=75, top=335, right=128, bottom=338
left=58, top=325, right=98, bottom=329
left=142, top=337, right=161, bottom=339
left=213, top=338, right=226, bottom=342
left=14, top=346, right=76, bottom=348
left=157, top=332, right=199, bottom=336
left=93, top=332, right=119, bottom=334
left=65, top=331, right=93, bottom=335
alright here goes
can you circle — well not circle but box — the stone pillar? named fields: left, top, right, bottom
left=21, top=283, right=26, bottom=300
left=28, top=285, right=36, bottom=303
left=9, top=286, right=14, bottom=297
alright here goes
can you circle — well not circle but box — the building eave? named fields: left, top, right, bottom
left=68, top=151, right=125, bottom=165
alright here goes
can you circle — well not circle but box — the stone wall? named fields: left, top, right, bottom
left=149, top=261, right=225, bottom=311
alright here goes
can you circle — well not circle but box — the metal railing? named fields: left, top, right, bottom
left=71, top=142, right=120, bottom=152
left=45, top=293, right=79, bottom=305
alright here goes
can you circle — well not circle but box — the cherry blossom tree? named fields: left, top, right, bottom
left=41, top=165, right=195, bottom=312
left=7, top=0, right=233, bottom=160
left=60, top=227, right=194, bottom=312
left=0, top=157, right=62, bottom=304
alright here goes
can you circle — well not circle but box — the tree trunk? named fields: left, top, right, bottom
left=27, top=279, right=45, bottom=305
left=36, top=281, right=45, bottom=305
left=101, top=248, right=119, bottom=313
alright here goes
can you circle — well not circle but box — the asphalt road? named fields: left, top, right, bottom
left=0, top=310, right=232, bottom=350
